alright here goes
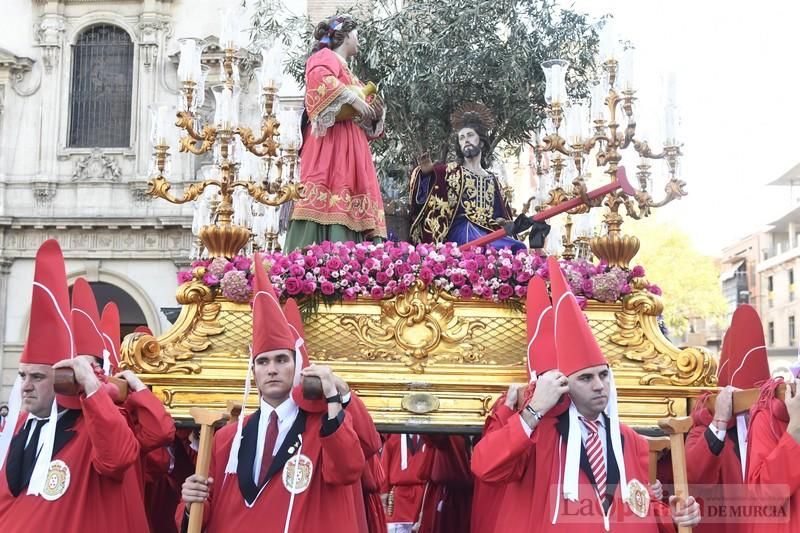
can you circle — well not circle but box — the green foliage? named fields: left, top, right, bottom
left=249, top=0, right=601, bottom=186
left=628, top=217, right=728, bottom=337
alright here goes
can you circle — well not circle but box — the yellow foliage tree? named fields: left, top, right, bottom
left=625, top=216, right=728, bottom=337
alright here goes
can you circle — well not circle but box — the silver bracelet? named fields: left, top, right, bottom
left=525, top=405, right=543, bottom=421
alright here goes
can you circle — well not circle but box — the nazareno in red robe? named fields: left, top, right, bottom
left=0, top=389, right=149, bottom=532
left=381, top=432, right=435, bottom=526
left=746, top=378, right=800, bottom=533
left=119, top=388, right=177, bottom=533
left=471, top=394, right=516, bottom=533
left=684, top=394, right=747, bottom=533
left=423, top=434, right=474, bottom=533
left=472, top=409, right=676, bottom=532
left=175, top=407, right=365, bottom=533
left=343, top=392, right=385, bottom=533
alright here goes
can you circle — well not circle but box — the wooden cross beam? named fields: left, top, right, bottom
left=658, top=416, right=694, bottom=533
left=187, top=407, right=230, bottom=533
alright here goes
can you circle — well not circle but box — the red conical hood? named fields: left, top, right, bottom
left=71, top=278, right=106, bottom=360
left=100, top=302, right=121, bottom=373
left=283, top=299, right=327, bottom=413
left=549, top=256, right=607, bottom=377
left=252, top=254, right=296, bottom=357
left=21, top=240, right=74, bottom=366
left=526, top=275, right=557, bottom=378
left=728, top=304, right=769, bottom=389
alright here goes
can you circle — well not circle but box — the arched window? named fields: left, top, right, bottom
left=68, top=24, right=134, bottom=148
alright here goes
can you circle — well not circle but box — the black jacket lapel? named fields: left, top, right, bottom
left=51, top=410, right=80, bottom=458
left=237, top=409, right=261, bottom=505
left=264, top=411, right=307, bottom=483
left=604, top=414, right=622, bottom=512
left=6, top=422, right=30, bottom=496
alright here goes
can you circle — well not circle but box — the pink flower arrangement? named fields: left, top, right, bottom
left=177, top=242, right=661, bottom=305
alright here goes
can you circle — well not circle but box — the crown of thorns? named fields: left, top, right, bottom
left=450, top=102, right=496, bottom=132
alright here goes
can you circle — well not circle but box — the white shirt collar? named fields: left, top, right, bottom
left=259, top=396, right=298, bottom=423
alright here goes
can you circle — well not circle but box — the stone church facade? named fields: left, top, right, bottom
left=0, top=0, right=357, bottom=401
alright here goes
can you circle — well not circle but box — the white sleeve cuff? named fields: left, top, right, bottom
left=708, top=423, right=726, bottom=442
left=342, top=391, right=351, bottom=404
left=519, top=414, right=533, bottom=437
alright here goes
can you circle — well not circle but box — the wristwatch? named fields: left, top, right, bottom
left=525, top=405, right=543, bottom=421
left=325, top=393, right=343, bottom=404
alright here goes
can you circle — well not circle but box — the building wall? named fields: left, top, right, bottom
left=0, top=0, right=314, bottom=402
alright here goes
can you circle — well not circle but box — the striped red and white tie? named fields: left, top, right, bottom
left=581, top=417, right=607, bottom=502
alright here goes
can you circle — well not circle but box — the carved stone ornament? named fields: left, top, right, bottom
left=72, top=149, right=122, bottom=182
left=32, top=181, right=57, bottom=207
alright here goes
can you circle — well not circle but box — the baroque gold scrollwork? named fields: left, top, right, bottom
left=120, top=333, right=200, bottom=374
left=609, top=282, right=716, bottom=387
left=340, top=281, right=486, bottom=372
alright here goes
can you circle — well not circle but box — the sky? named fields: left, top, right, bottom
left=565, top=0, right=800, bottom=255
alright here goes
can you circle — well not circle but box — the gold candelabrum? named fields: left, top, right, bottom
left=531, top=43, right=687, bottom=268
left=148, top=35, right=304, bottom=258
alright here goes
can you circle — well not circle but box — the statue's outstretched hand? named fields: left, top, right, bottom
left=417, top=152, right=434, bottom=174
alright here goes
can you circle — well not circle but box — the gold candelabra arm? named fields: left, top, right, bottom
left=541, top=133, right=571, bottom=157
left=148, top=176, right=220, bottom=205
left=176, top=112, right=217, bottom=155
left=234, top=181, right=305, bottom=207
left=238, top=115, right=281, bottom=158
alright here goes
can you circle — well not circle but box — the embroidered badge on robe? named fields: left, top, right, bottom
left=41, top=460, right=70, bottom=501
left=625, top=478, right=650, bottom=518
left=282, top=454, right=313, bottom=494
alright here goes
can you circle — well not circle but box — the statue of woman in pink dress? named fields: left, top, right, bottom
left=284, top=14, right=387, bottom=251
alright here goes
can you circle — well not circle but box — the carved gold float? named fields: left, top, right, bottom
left=121, top=275, right=716, bottom=430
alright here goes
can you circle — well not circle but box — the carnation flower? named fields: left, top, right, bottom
left=207, top=257, right=229, bottom=278
left=220, top=270, right=250, bottom=302
left=177, top=271, right=193, bottom=284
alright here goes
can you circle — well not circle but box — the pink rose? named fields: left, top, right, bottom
left=499, top=266, right=512, bottom=280
left=321, top=281, right=335, bottom=295
left=328, top=257, right=343, bottom=271
left=343, top=287, right=357, bottom=301
left=302, top=280, right=317, bottom=295
left=419, top=267, right=434, bottom=284
left=459, top=286, right=473, bottom=298
left=432, top=263, right=445, bottom=276
left=498, top=284, right=514, bottom=300
left=177, top=271, right=193, bottom=284
left=649, top=284, right=662, bottom=296
left=203, top=273, right=220, bottom=286
left=376, top=271, right=390, bottom=284
left=451, top=273, right=466, bottom=286
left=632, top=265, right=645, bottom=277
left=515, top=285, right=526, bottom=297
left=289, top=264, right=305, bottom=277
left=357, top=274, right=370, bottom=286
left=370, top=286, right=385, bottom=299
left=303, top=255, right=317, bottom=268
left=285, top=277, right=302, bottom=296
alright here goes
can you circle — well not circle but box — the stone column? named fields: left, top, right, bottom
left=0, top=257, right=14, bottom=398
left=33, top=12, right=66, bottom=179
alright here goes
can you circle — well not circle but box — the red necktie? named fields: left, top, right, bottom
left=259, top=411, right=279, bottom=485
left=581, top=417, right=607, bottom=502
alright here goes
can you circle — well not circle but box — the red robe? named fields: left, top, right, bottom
left=472, top=410, right=676, bottom=532
left=119, top=388, right=177, bottom=533
left=0, top=390, right=149, bottom=532
left=425, top=435, right=473, bottom=533
left=471, top=395, right=515, bottom=533
left=745, top=378, right=799, bottom=533
left=685, top=399, right=746, bottom=533
left=381, top=433, right=435, bottom=526
left=363, top=454, right=388, bottom=533
left=175, top=407, right=365, bottom=532
left=343, top=392, right=384, bottom=533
